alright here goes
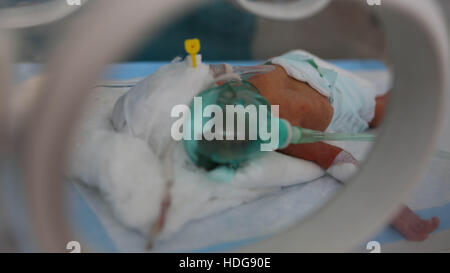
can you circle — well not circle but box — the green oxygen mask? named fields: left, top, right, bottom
left=183, top=80, right=376, bottom=170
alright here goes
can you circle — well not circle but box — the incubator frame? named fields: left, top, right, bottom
left=232, top=0, right=331, bottom=21
left=5, top=0, right=448, bottom=251
left=0, top=0, right=88, bottom=29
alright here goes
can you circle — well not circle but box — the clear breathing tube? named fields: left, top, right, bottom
left=280, top=119, right=376, bottom=146
left=292, top=127, right=377, bottom=144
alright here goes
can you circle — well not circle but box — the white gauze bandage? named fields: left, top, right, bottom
left=326, top=150, right=359, bottom=183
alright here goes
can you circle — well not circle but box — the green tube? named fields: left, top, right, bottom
left=290, top=126, right=377, bottom=144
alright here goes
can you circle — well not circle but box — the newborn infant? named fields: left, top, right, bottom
left=244, top=50, right=439, bottom=241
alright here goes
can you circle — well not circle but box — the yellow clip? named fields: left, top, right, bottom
left=185, top=38, right=201, bottom=68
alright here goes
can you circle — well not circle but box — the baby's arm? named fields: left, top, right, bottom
left=280, top=142, right=343, bottom=170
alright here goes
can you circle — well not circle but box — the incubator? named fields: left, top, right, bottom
left=0, top=0, right=448, bottom=253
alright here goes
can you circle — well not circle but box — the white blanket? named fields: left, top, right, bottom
left=68, top=87, right=331, bottom=245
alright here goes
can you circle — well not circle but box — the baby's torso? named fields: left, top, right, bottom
left=249, top=65, right=334, bottom=132
left=250, top=50, right=378, bottom=134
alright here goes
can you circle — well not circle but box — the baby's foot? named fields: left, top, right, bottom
left=391, top=205, right=440, bottom=241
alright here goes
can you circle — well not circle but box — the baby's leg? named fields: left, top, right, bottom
left=368, top=93, right=440, bottom=239
left=369, top=93, right=390, bottom=128
left=282, top=142, right=440, bottom=242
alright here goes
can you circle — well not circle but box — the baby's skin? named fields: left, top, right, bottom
left=248, top=65, right=440, bottom=242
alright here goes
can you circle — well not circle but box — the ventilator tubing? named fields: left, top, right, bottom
left=278, top=118, right=376, bottom=147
